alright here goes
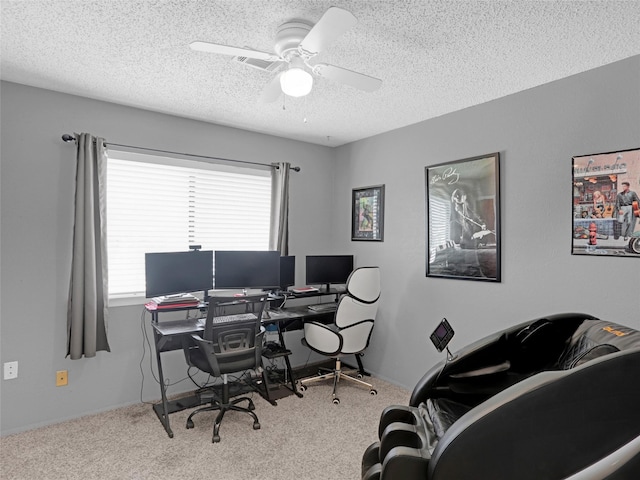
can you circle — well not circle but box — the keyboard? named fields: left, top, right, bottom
left=308, top=303, right=337, bottom=313
left=211, top=313, right=258, bottom=324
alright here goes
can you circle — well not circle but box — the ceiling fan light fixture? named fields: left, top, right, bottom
left=280, top=58, right=313, bottom=97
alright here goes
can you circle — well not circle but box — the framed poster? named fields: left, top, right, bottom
left=572, top=148, right=640, bottom=257
left=352, top=185, right=385, bottom=241
left=425, top=153, right=501, bottom=281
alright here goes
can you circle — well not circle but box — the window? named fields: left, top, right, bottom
left=429, top=195, right=451, bottom=247
left=106, top=150, right=271, bottom=298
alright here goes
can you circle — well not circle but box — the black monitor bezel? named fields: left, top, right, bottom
left=144, top=250, right=213, bottom=298
left=305, top=255, right=354, bottom=287
left=214, top=250, right=281, bottom=290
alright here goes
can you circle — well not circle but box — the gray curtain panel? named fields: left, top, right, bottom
left=269, top=162, right=291, bottom=255
left=67, top=133, right=111, bottom=359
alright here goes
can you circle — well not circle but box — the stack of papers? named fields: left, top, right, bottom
left=151, top=293, right=199, bottom=305
left=290, top=286, right=319, bottom=294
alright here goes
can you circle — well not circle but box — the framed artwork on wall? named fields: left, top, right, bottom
left=571, top=147, right=640, bottom=257
left=352, top=185, right=385, bottom=241
left=425, top=153, right=501, bottom=281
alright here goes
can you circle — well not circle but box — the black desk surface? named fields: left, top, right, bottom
left=152, top=304, right=335, bottom=336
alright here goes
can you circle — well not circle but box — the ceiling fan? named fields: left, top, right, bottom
left=190, top=6, right=382, bottom=102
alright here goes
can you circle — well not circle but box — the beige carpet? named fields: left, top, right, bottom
left=1, top=377, right=410, bottom=480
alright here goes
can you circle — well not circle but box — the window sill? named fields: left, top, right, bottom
left=108, top=294, right=148, bottom=308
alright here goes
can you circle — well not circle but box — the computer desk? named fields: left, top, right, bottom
left=147, top=289, right=341, bottom=438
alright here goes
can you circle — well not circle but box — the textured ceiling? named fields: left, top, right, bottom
left=1, top=1, right=639, bottom=147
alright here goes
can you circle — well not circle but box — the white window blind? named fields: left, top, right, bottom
left=106, top=150, right=272, bottom=297
left=430, top=196, right=451, bottom=247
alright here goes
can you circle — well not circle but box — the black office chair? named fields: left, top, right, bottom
left=183, top=295, right=267, bottom=443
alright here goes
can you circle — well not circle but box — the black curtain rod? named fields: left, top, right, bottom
left=61, top=134, right=301, bottom=172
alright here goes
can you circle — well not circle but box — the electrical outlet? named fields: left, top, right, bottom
left=56, top=370, right=68, bottom=387
left=4, top=361, right=18, bottom=380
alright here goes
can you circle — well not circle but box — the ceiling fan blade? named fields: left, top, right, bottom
left=260, top=73, right=283, bottom=103
left=190, top=41, right=279, bottom=62
left=313, top=64, right=382, bottom=92
left=299, top=7, right=357, bottom=55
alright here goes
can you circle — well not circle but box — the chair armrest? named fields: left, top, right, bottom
left=448, top=360, right=511, bottom=378
left=338, top=319, right=374, bottom=354
left=563, top=436, right=640, bottom=480
left=184, top=334, right=222, bottom=374
left=303, top=321, right=343, bottom=356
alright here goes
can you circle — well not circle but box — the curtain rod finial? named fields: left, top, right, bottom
left=62, top=134, right=75, bottom=143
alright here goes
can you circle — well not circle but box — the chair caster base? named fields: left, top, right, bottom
left=333, top=397, right=340, bottom=405
left=253, top=422, right=261, bottom=430
left=370, top=389, right=377, bottom=395
left=212, top=434, right=221, bottom=443
left=186, top=419, right=194, bottom=429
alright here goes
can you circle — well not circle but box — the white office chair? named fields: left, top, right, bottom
left=300, top=266, right=380, bottom=404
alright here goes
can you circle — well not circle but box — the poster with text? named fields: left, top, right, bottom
left=425, top=153, right=500, bottom=281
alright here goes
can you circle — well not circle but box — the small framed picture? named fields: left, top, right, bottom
left=352, top=185, right=385, bottom=241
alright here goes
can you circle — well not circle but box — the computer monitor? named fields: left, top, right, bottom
left=305, top=255, right=354, bottom=292
left=280, top=256, right=296, bottom=290
left=214, top=250, right=280, bottom=291
left=145, top=250, right=213, bottom=298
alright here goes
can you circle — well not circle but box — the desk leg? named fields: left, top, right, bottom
left=278, top=325, right=303, bottom=398
left=259, top=363, right=278, bottom=406
left=152, top=337, right=174, bottom=438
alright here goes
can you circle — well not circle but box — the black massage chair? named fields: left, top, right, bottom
left=362, top=313, right=640, bottom=480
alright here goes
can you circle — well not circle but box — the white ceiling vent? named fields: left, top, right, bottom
left=232, top=55, right=283, bottom=73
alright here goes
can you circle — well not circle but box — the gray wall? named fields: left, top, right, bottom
left=333, top=55, right=640, bottom=389
left=0, top=82, right=336, bottom=434
left=2, top=55, right=639, bottom=435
